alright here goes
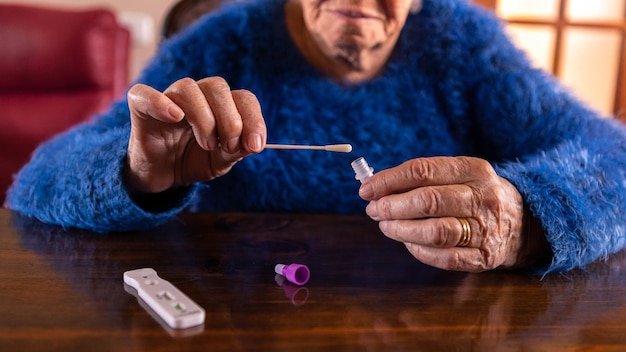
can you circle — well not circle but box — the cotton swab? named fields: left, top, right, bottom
left=265, top=143, right=353, bottom=153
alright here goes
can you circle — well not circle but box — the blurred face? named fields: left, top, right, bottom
left=296, top=0, right=414, bottom=82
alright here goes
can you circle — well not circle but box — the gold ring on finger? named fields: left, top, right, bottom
left=455, top=217, right=471, bottom=247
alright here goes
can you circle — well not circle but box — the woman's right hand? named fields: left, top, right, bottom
left=125, top=76, right=267, bottom=194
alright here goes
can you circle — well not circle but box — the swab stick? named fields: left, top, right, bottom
left=265, top=143, right=353, bottom=153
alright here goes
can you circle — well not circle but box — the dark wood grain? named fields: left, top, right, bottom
left=1, top=209, right=626, bottom=351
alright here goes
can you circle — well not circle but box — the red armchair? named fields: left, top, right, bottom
left=0, top=4, right=130, bottom=201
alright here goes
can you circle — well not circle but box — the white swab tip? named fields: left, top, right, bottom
left=325, top=144, right=353, bottom=153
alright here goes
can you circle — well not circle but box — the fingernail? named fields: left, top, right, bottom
left=366, top=201, right=379, bottom=219
left=247, top=133, right=263, bottom=152
left=359, top=183, right=373, bottom=199
left=226, top=137, right=240, bottom=153
left=168, top=105, right=184, bottom=119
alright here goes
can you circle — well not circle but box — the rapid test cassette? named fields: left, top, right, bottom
left=123, top=268, right=205, bottom=329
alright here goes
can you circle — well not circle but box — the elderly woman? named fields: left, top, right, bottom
left=6, top=0, right=626, bottom=274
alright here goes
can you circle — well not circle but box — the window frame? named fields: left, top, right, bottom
left=472, top=0, right=626, bottom=120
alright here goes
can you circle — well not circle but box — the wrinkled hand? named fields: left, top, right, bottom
left=358, top=156, right=528, bottom=272
left=125, top=77, right=266, bottom=193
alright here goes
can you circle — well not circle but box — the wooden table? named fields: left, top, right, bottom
left=1, top=208, right=626, bottom=351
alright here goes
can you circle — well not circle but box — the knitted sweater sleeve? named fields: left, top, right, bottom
left=4, top=98, right=199, bottom=233
left=449, top=5, right=626, bottom=273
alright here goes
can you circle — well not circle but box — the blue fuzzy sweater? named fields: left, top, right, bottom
left=6, top=0, right=626, bottom=273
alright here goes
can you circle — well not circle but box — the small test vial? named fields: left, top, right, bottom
left=351, top=157, right=374, bottom=183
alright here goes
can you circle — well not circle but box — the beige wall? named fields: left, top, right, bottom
left=0, top=0, right=180, bottom=81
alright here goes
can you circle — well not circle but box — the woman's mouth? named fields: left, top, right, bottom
left=337, top=10, right=370, bottom=19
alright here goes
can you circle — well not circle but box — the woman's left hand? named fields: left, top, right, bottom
left=358, top=156, right=527, bottom=272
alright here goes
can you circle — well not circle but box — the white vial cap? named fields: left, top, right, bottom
left=351, top=157, right=374, bottom=183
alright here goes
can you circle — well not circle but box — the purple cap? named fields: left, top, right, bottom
left=274, top=263, right=310, bottom=286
